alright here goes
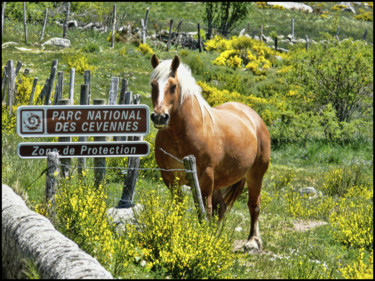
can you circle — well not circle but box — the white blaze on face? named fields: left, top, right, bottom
left=157, top=78, right=168, bottom=106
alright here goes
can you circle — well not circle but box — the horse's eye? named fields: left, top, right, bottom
left=151, top=80, right=158, bottom=87
left=170, top=84, right=177, bottom=92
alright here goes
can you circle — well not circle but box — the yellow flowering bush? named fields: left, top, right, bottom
left=126, top=190, right=236, bottom=279
left=339, top=248, right=373, bottom=279
left=205, top=35, right=286, bottom=75
left=54, top=175, right=115, bottom=266
left=2, top=75, right=43, bottom=134
left=329, top=184, right=373, bottom=249
left=283, top=184, right=337, bottom=220
left=65, top=54, right=97, bottom=74
left=137, top=43, right=154, bottom=56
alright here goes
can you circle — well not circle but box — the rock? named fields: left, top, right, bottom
left=41, top=38, right=71, bottom=48
left=67, top=20, right=78, bottom=28
left=82, top=22, right=94, bottom=31
left=239, top=28, right=246, bottom=36
left=286, top=34, right=293, bottom=41
left=298, top=187, right=322, bottom=199
left=339, top=2, right=356, bottom=14
left=235, top=226, right=243, bottom=232
left=15, top=47, right=32, bottom=52
left=2, top=42, right=18, bottom=48
left=267, top=2, right=313, bottom=13
left=107, top=204, right=143, bottom=232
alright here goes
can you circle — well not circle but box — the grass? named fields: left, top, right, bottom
left=2, top=2, right=373, bottom=279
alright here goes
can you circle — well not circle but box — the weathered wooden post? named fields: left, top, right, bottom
left=108, top=77, right=119, bottom=106
left=6, top=60, right=16, bottom=114
left=144, top=6, right=150, bottom=36
left=362, top=28, right=368, bottom=41
left=260, top=24, right=263, bottom=42
left=275, top=36, right=278, bottom=51
left=111, top=4, right=116, bottom=48
left=183, top=155, right=206, bottom=221
left=44, top=60, right=58, bottom=105
left=57, top=99, right=71, bottom=179
left=118, top=93, right=142, bottom=208
left=69, top=68, right=75, bottom=105
left=114, top=78, right=127, bottom=141
left=46, top=151, right=60, bottom=204
left=77, top=84, right=89, bottom=177
left=93, top=99, right=106, bottom=188
left=141, top=19, right=146, bottom=45
left=40, top=8, right=48, bottom=41
left=23, top=2, right=27, bottom=44
left=305, top=34, right=309, bottom=51
left=84, top=70, right=91, bottom=104
left=62, top=2, right=70, bottom=39
left=29, top=77, right=38, bottom=105
left=197, top=23, right=202, bottom=53
left=2, top=66, right=8, bottom=102
left=291, top=18, right=294, bottom=40
left=1, top=2, right=5, bottom=37
left=53, top=71, right=63, bottom=105
left=335, top=26, right=340, bottom=41
left=167, top=19, right=173, bottom=51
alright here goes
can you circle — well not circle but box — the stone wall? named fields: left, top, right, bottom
left=2, top=184, right=113, bottom=279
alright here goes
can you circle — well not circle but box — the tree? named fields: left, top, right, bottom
left=204, top=2, right=252, bottom=39
left=286, top=38, right=373, bottom=123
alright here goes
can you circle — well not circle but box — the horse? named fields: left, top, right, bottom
left=149, top=54, right=270, bottom=252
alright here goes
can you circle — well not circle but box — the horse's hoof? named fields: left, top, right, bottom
left=243, top=237, right=262, bottom=254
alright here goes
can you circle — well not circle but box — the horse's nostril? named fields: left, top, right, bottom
left=150, top=112, right=156, bottom=122
left=163, top=113, right=170, bottom=122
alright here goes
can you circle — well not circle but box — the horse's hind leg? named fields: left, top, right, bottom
left=244, top=170, right=265, bottom=253
left=212, top=189, right=227, bottom=221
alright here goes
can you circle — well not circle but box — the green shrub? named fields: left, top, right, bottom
left=321, top=163, right=367, bottom=197
left=81, top=43, right=101, bottom=53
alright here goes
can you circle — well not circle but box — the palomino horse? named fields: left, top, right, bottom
left=150, top=54, right=270, bottom=252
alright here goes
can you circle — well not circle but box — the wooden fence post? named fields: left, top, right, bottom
left=6, top=60, right=16, bottom=114
left=63, top=2, right=70, bottom=39
left=78, top=84, right=89, bottom=177
left=46, top=151, right=60, bottom=204
left=305, top=34, right=309, bottom=51
left=23, top=2, right=27, bottom=44
left=57, top=99, right=71, bottom=179
left=197, top=23, right=202, bottom=53
left=40, top=8, right=48, bottom=41
left=167, top=19, right=173, bottom=51
left=114, top=78, right=127, bottom=141
left=2, top=66, right=8, bottom=102
left=53, top=71, right=63, bottom=105
left=335, top=26, right=340, bottom=41
left=362, top=28, right=368, bottom=41
left=29, top=77, right=38, bottom=105
left=275, top=36, right=278, bottom=51
left=84, top=70, right=91, bottom=104
left=108, top=76, right=119, bottom=106
left=1, top=2, right=5, bottom=37
left=93, top=99, right=106, bottom=188
left=291, top=18, right=294, bottom=40
left=69, top=68, right=75, bottom=105
left=44, top=59, right=58, bottom=105
left=183, top=155, right=206, bottom=221
left=118, top=93, right=143, bottom=208
left=111, top=4, right=116, bottom=48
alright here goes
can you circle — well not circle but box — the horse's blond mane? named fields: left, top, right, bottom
left=150, top=59, right=214, bottom=125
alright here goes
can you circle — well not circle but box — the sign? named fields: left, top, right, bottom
left=16, top=105, right=150, bottom=137
left=17, top=141, right=150, bottom=158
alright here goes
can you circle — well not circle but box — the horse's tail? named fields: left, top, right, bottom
left=222, top=178, right=246, bottom=210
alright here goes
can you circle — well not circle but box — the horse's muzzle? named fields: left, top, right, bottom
left=150, top=112, right=170, bottom=129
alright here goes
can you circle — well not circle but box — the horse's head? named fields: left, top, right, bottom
left=150, top=54, right=181, bottom=129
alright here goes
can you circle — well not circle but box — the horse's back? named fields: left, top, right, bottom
left=214, top=101, right=270, bottom=165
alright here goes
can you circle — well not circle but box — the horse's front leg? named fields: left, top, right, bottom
left=198, top=166, right=215, bottom=219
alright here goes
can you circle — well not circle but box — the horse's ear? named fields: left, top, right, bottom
left=151, top=54, right=159, bottom=69
left=170, top=55, right=180, bottom=77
